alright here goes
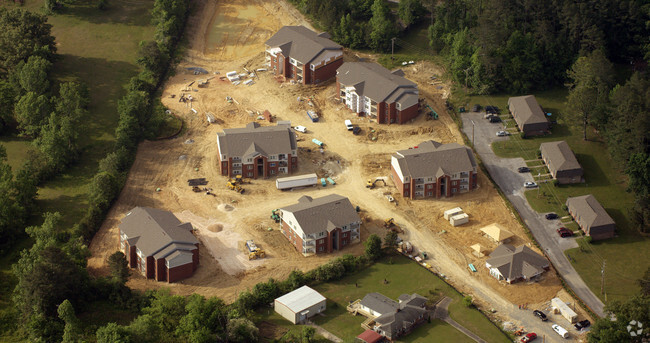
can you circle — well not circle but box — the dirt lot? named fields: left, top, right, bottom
left=87, top=0, right=573, bottom=328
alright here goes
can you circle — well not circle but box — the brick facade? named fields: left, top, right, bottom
left=268, top=53, right=342, bottom=85
left=219, top=154, right=297, bottom=179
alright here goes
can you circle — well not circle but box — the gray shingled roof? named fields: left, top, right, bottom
left=486, top=244, right=549, bottom=281
left=508, top=95, right=548, bottom=126
left=280, top=194, right=360, bottom=235
left=265, top=26, right=341, bottom=64
left=540, top=141, right=582, bottom=172
left=362, top=293, right=428, bottom=339
left=337, top=62, right=418, bottom=108
left=393, top=140, right=477, bottom=179
left=119, top=207, right=198, bottom=257
left=566, top=195, right=615, bottom=228
left=217, top=122, right=297, bottom=159
left=361, top=293, right=398, bottom=314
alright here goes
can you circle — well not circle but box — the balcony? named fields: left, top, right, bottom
left=303, top=239, right=315, bottom=247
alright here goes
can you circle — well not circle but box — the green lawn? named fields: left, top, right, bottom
left=469, top=88, right=649, bottom=303
left=253, top=311, right=331, bottom=343
left=308, top=255, right=509, bottom=343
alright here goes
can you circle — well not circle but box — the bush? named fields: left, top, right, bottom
left=462, top=296, right=473, bottom=307
left=520, top=132, right=527, bottom=139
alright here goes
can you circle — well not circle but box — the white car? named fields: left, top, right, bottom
left=524, top=181, right=538, bottom=188
left=345, top=119, right=353, bottom=130
left=294, top=126, right=307, bottom=133
left=496, top=130, right=509, bottom=137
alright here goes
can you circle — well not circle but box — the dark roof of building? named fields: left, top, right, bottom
left=393, top=140, right=477, bottom=179
left=217, top=122, right=297, bottom=159
left=363, top=293, right=428, bottom=338
left=486, top=244, right=549, bottom=281
left=540, top=141, right=582, bottom=172
left=337, top=62, right=418, bottom=108
left=375, top=306, right=427, bottom=337
left=361, top=293, right=398, bottom=315
left=566, top=195, right=615, bottom=228
left=357, top=329, right=383, bottom=343
left=265, top=26, right=341, bottom=64
left=281, top=194, right=360, bottom=235
left=119, top=207, right=198, bottom=258
left=508, top=95, right=548, bottom=127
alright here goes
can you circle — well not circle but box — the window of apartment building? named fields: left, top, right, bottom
left=342, top=232, right=347, bottom=237
left=427, top=192, right=433, bottom=196
left=310, top=64, right=315, bottom=70
left=278, top=154, right=285, bottom=159
left=247, top=172, right=253, bottom=177
left=452, top=188, right=457, bottom=193
left=273, top=57, right=277, bottom=63
left=270, top=170, right=275, bottom=175
left=404, top=184, right=409, bottom=189
left=319, top=239, right=325, bottom=244
left=270, top=163, right=276, bottom=167
left=247, top=158, right=252, bottom=162
left=319, top=246, right=324, bottom=252
left=427, top=177, right=432, bottom=181
left=319, top=232, right=325, bottom=237
left=247, top=165, right=253, bottom=170
left=233, top=163, right=241, bottom=167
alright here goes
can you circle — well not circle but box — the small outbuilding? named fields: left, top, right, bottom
left=274, top=286, right=326, bottom=324
left=450, top=213, right=469, bottom=226
left=470, top=244, right=488, bottom=257
left=480, top=223, right=514, bottom=244
left=443, top=207, right=463, bottom=220
left=551, top=297, right=578, bottom=324
left=566, top=194, right=616, bottom=240
left=357, top=329, right=384, bottom=343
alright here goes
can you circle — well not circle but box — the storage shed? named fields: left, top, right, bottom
left=470, top=244, right=488, bottom=257
left=443, top=207, right=464, bottom=220
left=274, top=286, right=326, bottom=324
left=450, top=213, right=469, bottom=226
left=551, top=297, right=578, bottom=323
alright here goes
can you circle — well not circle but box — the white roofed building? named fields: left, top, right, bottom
left=274, top=286, right=326, bottom=324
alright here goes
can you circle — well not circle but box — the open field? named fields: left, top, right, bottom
left=465, top=90, right=649, bottom=302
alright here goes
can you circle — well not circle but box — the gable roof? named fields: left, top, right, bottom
left=357, top=329, right=383, bottom=343
left=119, top=207, right=198, bottom=258
left=337, top=62, right=419, bottom=108
left=566, top=195, right=615, bottom=228
left=508, top=95, right=548, bottom=127
left=280, top=194, right=360, bottom=235
left=265, top=26, right=341, bottom=64
left=486, top=244, right=549, bottom=281
left=480, top=223, right=514, bottom=242
left=363, top=293, right=428, bottom=338
left=393, top=140, right=477, bottom=179
left=361, top=293, right=399, bottom=314
left=540, top=141, right=582, bottom=171
left=217, top=122, right=297, bottom=159
left=275, top=286, right=326, bottom=312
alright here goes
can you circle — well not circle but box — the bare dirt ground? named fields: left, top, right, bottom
left=87, top=0, right=586, bottom=337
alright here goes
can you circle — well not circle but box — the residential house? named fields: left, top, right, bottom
left=391, top=140, right=478, bottom=199
left=485, top=244, right=549, bottom=284
left=274, top=286, right=326, bottom=324
left=540, top=141, right=583, bottom=184
left=279, top=194, right=361, bottom=256
left=566, top=195, right=616, bottom=240
left=337, top=62, right=419, bottom=124
left=358, top=293, right=428, bottom=341
left=508, top=95, right=549, bottom=136
left=265, top=26, right=343, bottom=84
left=119, top=207, right=199, bottom=283
left=217, top=122, right=298, bottom=179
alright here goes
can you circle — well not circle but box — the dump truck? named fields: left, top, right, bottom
left=276, top=173, right=318, bottom=190
left=246, top=240, right=265, bottom=260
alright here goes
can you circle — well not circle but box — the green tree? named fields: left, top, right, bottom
left=588, top=295, right=650, bottom=342
left=57, top=299, right=81, bottom=343
left=142, top=289, right=188, bottom=333
left=34, top=111, right=80, bottom=171
left=639, top=267, right=650, bottom=296
left=301, top=326, right=315, bottom=343
left=107, top=251, right=129, bottom=284
left=137, top=41, right=169, bottom=79
left=127, top=314, right=158, bottom=343
left=462, top=295, right=473, bottom=307
left=96, top=322, right=132, bottom=343
left=176, top=295, right=228, bottom=343
left=54, top=81, right=89, bottom=120
left=384, top=230, right=398, bottom=248
left=14, top=92, right=50, bottom=137
left=226, top=317, right=259, bottom=343
left=0, top=8, right=56, bottom=75
left=369, top=0, right=395, bottom=51
left=364, top=234, right=382, bottom=260
left=0, top=80, right=19, bottom=130
left=17, top=55, right=51, bottom=94
left=398, top=0, right=424, bottom=28
left=0, top=146, right=25, bottom=249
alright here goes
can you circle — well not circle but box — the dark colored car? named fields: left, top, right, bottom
left=352, top=126, right=361, bottom=135
left=518, top=167, right=530, bottom=173
left=557, top=227, right=573, bottom=237
left=489, top=116, right=501, bottom=123
left=545, top=213, right=559, bottom=220
left=485, top=105, right=500, bottom=114
left=533, top=310, right=547, bottom=321
left=574, top=320, right=591, bottom=330
left=472, top=104, right=482, bottom=112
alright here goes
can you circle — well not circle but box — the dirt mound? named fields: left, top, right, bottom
left=207, top=223, right=223, bottom=232
left=218, top=204, right=235, bottom=212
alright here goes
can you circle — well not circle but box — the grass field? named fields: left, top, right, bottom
left=305, top=255, right=509, bottom=343
left=466, top=89, right=649, bottom=303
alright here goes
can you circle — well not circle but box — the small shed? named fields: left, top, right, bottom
left=357, top=329, right=384, bottom=343
left=274, top=286, right=326, bottom=324
left=443, top=207, right=463, bottom=220
left=480, top=223, right=514, bottom=243
left=471, top=244, right=487, bottom=257
left=551, top=297, right=577, bottom=324
left=450, top=213, right=469, bottom=226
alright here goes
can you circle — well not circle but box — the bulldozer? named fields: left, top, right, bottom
left=384, top=218, right=395, bottom=228
left=191, top=186, right=202, bottom=192
left=227, top=181, right=244, bottom=193
left=246, top=240, right=265, bottom=260
left=366, top=178, right=386, bottom=189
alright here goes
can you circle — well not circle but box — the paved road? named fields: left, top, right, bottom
left=461, top=112, right=605, bottom=317
left=433, top=297, right=487, bottom=343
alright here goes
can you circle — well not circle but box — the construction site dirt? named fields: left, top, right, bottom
left=86, top=0, right=590, bottom=338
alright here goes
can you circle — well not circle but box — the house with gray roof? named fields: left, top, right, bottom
left=119, top=207, right=199, bottom=283
left=217, top=122, right=298, bottom=179
left=508, top=95, right=549, bottom=136
left=279, top=194, right=361, bottom=256
left=265, top=26, right=343, bottom=84
left=485, top=244, right=549, bottom=284
left=391, top=140, right=478, bottom=199
left=540, top=141, right=583, bottom=184
left=358, top=293, right=428, bottom=341
left=337, top=62, right=419, bottom=124
left=566, top=195, right=616, bottom=240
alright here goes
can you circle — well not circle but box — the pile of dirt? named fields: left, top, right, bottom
left=218, top=203, right=235, bottom=212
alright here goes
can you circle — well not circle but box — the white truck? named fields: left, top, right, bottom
left=276, top=173, right=318, bottom=190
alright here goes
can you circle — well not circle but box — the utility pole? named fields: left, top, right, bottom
left=391, top=37, right=396, bottom=60
left=601, top=260, right=606, bottom=296
left=471, top=120, right=475, bottom=144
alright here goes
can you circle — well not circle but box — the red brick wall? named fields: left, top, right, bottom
left=282, top=220, right=304, bottom=253
left=192, top=245, right=199, bottom=269
left=168, top=263, right=194, bottom=283
left=471, top=172, right=478, bottom=189
left=155, top=259, right=166, bottom=282
left=315, top=236, right=327, bottom=254
left=128, top=245, right=137, bottom=268
left=310, top=56, right=343, bottom=84
left=391, top=164, right=406, bottom=197
left=397, top=103, right=419, bottom=124
left=145, top=256, right=155, bottom=279
left=377, top=102, right=387, bottom=123
left=220, top=160, right=229, bottom=176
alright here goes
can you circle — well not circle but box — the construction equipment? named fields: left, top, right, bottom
left=192, top=186, right=202, bottom=192
left=366, top=178, right=386, bottom=189
left=425, top=104, right=438, bottom=119
left=246, top=240, right=266, bottom=260
left=270, top=209, right=280, bottom=223
left=188, top=178, right=208, bottom=186
left=384, top=218, right=395, bottom=228
left=227, top=181, right=244, bottom=193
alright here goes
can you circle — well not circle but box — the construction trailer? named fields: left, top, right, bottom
left=276, top=173, right=318, bottom=190
left=450, top=213, right=469, bottom=226
left=443, top=207, right=464, bottom=220
left=551, top=297, right=578, bottom=323
left=307, top=110, right=319, bottom=122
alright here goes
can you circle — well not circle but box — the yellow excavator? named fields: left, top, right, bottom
left=366, top=178, right=386, bottom=189
left=227, top=181, right=244, bottom=193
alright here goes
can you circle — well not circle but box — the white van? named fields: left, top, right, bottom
left=345, top=119, right=353, bottom=130
left=552, top=324, right=569, bottom=338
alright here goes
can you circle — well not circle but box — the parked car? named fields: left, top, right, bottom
left=489, top=116, right=502, bottom=123
left=485, top=105, right=499, bottom=114
left=545, top=213, right=559, bottom=220
left=472, top=104, right=482, bottom=112
left=524, top=181, right=538, bottom=188
left=518, top=167, right=530, bottom=173
left=352, top=126, right=361, bottom=135
left=552, top=324, right=570, bottom=338
left=532, top=310, right=547, bottom=321
left=574, top=320, right=591, bottom=330
left=521, top=332, right=537, bottom=342
left=496, top=130, right=509, bottom=137
left=345, top=119, right=353, bottom=130
left=294, top=126, right=307, bottom=133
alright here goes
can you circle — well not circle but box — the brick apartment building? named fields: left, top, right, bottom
left=391, top=140, right=478, bottom=199
left=217, top=122, right=298, bottom=179
left=265, top=26, right=343, bottom=84
left=279, top=194, right=361, bottom=256
left=337, top=62, right=419, bottom=124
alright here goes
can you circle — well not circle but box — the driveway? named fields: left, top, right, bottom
left=461, top=112, right=605, bottom=317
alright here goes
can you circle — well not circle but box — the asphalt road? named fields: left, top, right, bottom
left=461, top=112, right=606, bottom=318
